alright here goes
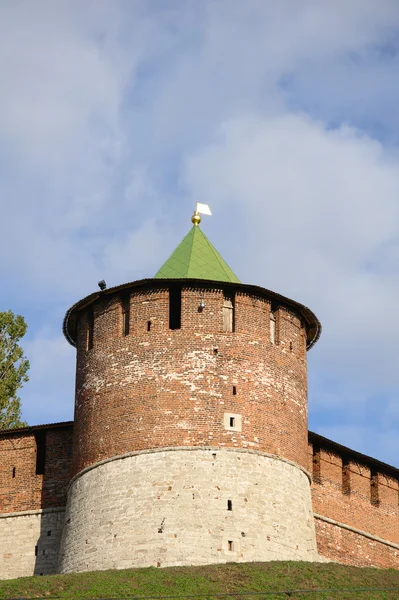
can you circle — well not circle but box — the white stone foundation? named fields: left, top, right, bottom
left=0, top=508, right=65, bottom=580
left=59, top=448, right=318, bottom=573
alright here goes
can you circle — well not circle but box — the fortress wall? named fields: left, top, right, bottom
left=72, top=284, right=310, bottom=475
left=314, top=516, right=399, bottom=569
left=59, top=448, right=318, bottom=574
left=0, top=426, right=72, bottom=513
left=309, top=439, right=399, bottom=567
left=0, top=508, right=65, bottom=579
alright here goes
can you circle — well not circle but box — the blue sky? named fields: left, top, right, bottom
left=1, top=0, right=399, bottom=465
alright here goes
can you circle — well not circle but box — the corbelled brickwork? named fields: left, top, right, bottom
left=59, top=448, right=317, bottom=574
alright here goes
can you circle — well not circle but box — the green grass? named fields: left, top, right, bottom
left=1, top=562, right=399, bottom=600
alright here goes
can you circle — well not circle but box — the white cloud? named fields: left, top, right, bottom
left=183, top=113, right=399, bottom=434
left=1, top=0, right=399, bottom=465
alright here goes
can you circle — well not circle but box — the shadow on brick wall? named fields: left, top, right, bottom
left=33, top=425, right=73, bottom=575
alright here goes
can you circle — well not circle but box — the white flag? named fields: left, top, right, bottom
left=196, top=202, right=212, bottom=216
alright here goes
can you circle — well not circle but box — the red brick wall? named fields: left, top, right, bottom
left=72, top=283, right=309, bottom=476
left=309, top=439, right=399, bottom=566
left=315, top=517, right=399, bottom=568
left=0, top=426, right=73, bottom=513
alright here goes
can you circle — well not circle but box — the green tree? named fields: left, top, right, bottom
left=0, top=311, right=29, bottom=429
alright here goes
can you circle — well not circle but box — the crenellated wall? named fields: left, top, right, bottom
left=0, top=424, right=72, bottom=579
left=0, top=425, right=72, bottom=513
left=309, top=433, right=399, bottom=567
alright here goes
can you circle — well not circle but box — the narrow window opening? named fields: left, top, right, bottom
left=342, top=459, right=351, bottom=495
left=224, top=413, right=242, bottom=431
left=35, top=545, right=38, bottom=557
left=227, top=499, right=233, bottom=511
left=35, top=431, right=46, bottom=475
left=47, top=530, right=52, bottom=537
left=312, top=446, right=321, bottom=484
left=147, top=320, right=151, bottom=332
left=213, top=348, right=218, bottom=356
left=232, top=386, right=237, bottom=395
left=121, top=295, right=130, bottom=337
left=228, top=540, right=234, bottom=551
left=289, top=341, right=293, bottom=352
left=223, top=293, right=235, bottom=332
left=12, top=467, right=16, bottom=478
left=212, top=453, right=217, bottom=459
left=169, top=286, right=182, bottom=330
left=371, top=470, right=380, bottom=506
left=86, top=307, right=94, bottom=351
left=270, top=310, right=276, bottom=344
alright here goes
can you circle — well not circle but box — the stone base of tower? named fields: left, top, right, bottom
left=0, top=508, right=65, bottom=580
left=58, top=448, right=318, bottom=573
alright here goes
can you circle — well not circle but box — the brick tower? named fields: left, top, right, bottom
left=59, top=208, right=321, bottom=573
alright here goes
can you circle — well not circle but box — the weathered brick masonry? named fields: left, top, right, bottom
left=0, top=424, right=72, bottom=579
left=0, top=424, right=72, bottom=513
left=309, top=432, right=399, bottom=567
left=72, top=283, right=310, bottom=475
left=1, top=405, right=399, bottom=574
left=58, top=279, right=319, bottom=572
left=1, top=250, right=398, bottom=575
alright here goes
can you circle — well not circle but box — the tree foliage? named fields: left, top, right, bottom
left=0, top=311, right=29, bottom=429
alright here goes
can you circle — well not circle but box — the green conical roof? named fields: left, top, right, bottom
left=154, top=225, right=241, bottom=283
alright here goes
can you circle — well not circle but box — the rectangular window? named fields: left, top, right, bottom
left=122, top=296, right=130, bottom=336
left=86, top=307, right=94, bottom=351
left=228, top=540, right=234, bottom=551
left=35, top=431, right=46, bottom=475
left=270, top=310, right=276, bottom=344
left=169, top=286, right=182, bottom=330
left=223, top=413, right=242, bottom=432
left=223, top=293, right=234, bottom=332
left=312, top=446, right=321, bottom=484
left=371, top=470, right=380, bottom=506
left=342, top=459, right=351, bottom=495
left=227, top=499, right=232, bottom=511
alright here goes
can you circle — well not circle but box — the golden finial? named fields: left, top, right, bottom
left=191, top=210, right=201, bottom=226
left=191, top=202, right=211, bottom=226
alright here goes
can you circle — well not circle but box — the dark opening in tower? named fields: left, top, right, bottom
left=35, top=431, right=46, bottom=475
left=121, top=294, right=130, bottom=336
left=169, top=286, right=182, bottom=330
